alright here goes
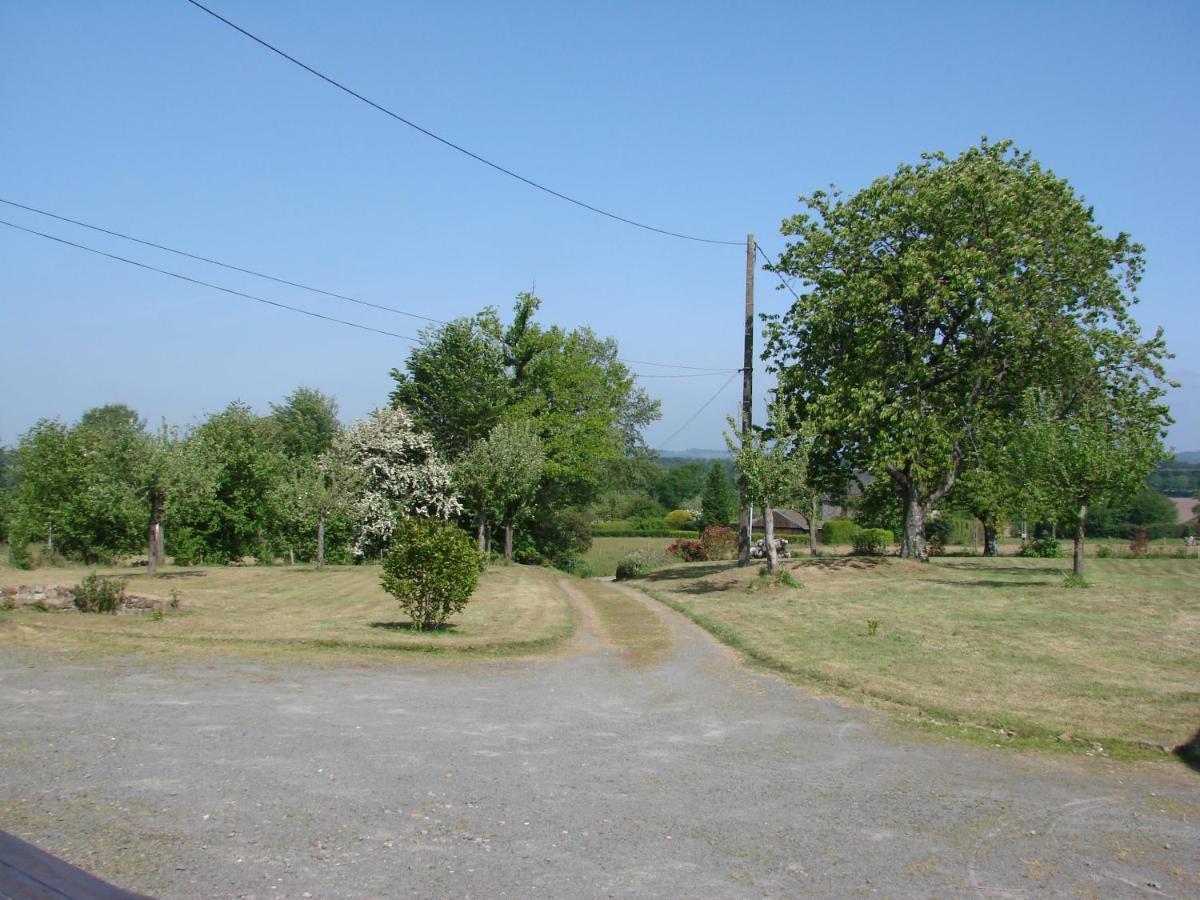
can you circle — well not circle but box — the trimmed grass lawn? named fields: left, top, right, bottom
left=0, top=562, right=573, bottom=660
left=637, top=555, right=1200, bottom=758
left=582, top=536, right=675, bottom=577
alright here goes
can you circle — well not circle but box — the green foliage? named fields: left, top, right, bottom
left=750, top=567, right=803, bottom=591
left=380, top=518, right=480, bottom=630
left=72, top=573, right=126, bottom=613
left=391, top=294, right=660, bottom=523
left=866, top=618, right=880, bottom=638
left=589, top=525, right=697, bottom=538
left=647, top=461, right=708, bottom=510
left=853, top=528, right=893, bottom=555
left=165, top=403, right=287, bottom=563
left=454, top=420, right=545, bottom=559
left=664, top=509, right=693, bottom=530
left=1062, top=573, right=1090, bottom=589
left=1095, top=544, right=1112, bottom=558
left=8, top=537, right=33, bottom=570
left=527, top=508, right=593, bottom=567
left=614, top=549, right=658, bottom=581
left=1018, top=537, right=1062, bottom=558
left=699, top=461, right=736, bottom=530
left=8, top=410, right=148, bottom=561
left=925, top=516, right=952, bottom=555
left=820, top=518, right=859, bottom=545
left=725, top=402, right=811, bottom=525
left=764, top=138, right=1168, bottom=560
left=700, top=525, right=736, bottom=560
left=1123, top=489, right=1178, bottom=526
left=268, top=386, right=340, bottom=459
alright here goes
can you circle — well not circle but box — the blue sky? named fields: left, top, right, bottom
left=2, top=1, right=1196, bottom=451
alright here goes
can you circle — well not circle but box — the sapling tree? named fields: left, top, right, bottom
left=725, top=403, right=810, bottom=574
left=381, top=518, right=479, bottom=631
left=1018, top=381, right=1168, bottom=577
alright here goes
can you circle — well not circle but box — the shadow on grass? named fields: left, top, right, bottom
left=790, top=556, right=889, bottom=571
left=935, top=561, right=1064, bottom=576
left=917, top=578, right=1053, bottom=589
left=1175, top=727, right=1200, bottom=774
left=369, top=621, right=459, bottom=634
left=643, top=563, right=732, bottom=582
left=151, top=570, right=208, bottom=579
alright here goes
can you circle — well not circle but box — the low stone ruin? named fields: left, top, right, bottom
left=1, top=584, right=173, bottom=613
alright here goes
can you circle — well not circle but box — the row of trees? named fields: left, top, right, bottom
left=2, top=294, right=660, bottom=571
left=749, top=138, right=1173, bottom=575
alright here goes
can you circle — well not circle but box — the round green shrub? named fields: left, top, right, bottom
left=664, top=509, right=694, bottom=530
left=615, top=550, right=656, bottom=581
left=381, top=518, right=480, bottom=631
left=852, top=528, right=894, bottom=555
left=73, top=573, right=126, bottom=613
left=820, top=518, right=859, bottom=545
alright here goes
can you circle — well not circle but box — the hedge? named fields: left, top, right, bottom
left=591, top=527, right=699, bottom=538
left=820, top=518, right=859, bottom=545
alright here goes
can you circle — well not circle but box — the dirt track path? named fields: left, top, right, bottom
left=1, top=579, right=1196, bottom=898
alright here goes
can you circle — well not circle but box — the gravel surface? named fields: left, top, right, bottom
left=1, top=582, right=1197, bottom=898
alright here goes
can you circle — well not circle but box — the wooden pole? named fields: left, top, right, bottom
left=738, top=233, right=755, bottom=566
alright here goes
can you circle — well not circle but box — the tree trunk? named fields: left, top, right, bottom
left=764, top=505, right=778, bottom=574
left=808, top=495, right=820, bottom=556
left=476, top=511, right=487, bottom=554
left=1073, top=504, right=1087, bottom=577
left=982, top=516, right=998, bottom=558
left=316, top=515, right=326, bottom=569
left=900, top=489, right=928, bottom=561
left=503, top=520, right=514, bottom=562
left=147, top=492, right=164, bottom=577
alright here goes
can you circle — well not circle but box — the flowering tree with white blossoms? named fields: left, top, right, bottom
left=333, top=407, right=461, bottom=557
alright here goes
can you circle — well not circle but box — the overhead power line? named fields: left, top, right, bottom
left=1, top=197, right=736, bottom=373
left=182, top=0, right=742, bottom=247
left=656, top=370, right=741, bottom=451
left=0, top=219, right=422, bottom=343
left=0, top=197, right=441, bottom=325
left=755, top=243, right=800, bottom=302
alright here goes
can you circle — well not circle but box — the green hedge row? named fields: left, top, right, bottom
left=591, top=528, right=699, bottom=538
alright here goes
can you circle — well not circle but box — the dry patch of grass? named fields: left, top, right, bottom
left=574, top=578, right=673, bottom=667
left=638, top=555, right=1200, bottom=759
left=0, top=562, right=573, bottom=660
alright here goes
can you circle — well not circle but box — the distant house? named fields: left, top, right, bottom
left=749, top=503, right=847, bottom=536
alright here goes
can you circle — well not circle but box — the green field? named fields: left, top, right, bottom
left=636, top=555, right=1199, bottom=759
left=581, top=536, right=676, bottom=576
left=0, top=562, right=573, bottom=660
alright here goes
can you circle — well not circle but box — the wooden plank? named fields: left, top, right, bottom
left=0, top=830, right=150, bottom=899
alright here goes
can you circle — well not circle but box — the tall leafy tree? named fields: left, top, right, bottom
left=165, top=403, right=286, bottom=562
left=389, top=310, right=512, bottom=459
left=269, top=387, right=341, bottom=459
left=390, top=293, right=659, bottom=555
left=699, top=461, right=736, bottom=530
left=765, top=138, right=1157, bottom=560
left=8, top=408, right=147, bottom=561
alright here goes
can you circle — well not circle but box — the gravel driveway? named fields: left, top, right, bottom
left=1, top=582, right=1196, bottom=898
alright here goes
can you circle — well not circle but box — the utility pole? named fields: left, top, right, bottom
left=738, top=233, right=755, bottom=566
